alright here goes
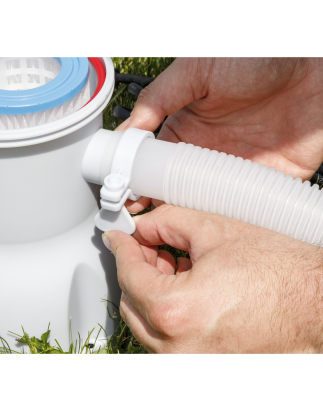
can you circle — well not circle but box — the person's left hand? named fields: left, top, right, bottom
left=102, top=205, right=323, bottom=353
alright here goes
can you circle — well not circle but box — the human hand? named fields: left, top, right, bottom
left=119, top=58, right=323, bottom=213
left=102, top=204, right=323, bottom=353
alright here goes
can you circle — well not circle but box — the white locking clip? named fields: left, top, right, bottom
left=95, top=128, right=154, bottom=234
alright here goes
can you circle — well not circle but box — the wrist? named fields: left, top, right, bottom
left=245, top=241, right=323, bottom=354
left=281, top=249, right=323, bottom=353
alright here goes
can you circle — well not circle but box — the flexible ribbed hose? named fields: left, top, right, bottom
left=163, top=142, right=323, bottom=246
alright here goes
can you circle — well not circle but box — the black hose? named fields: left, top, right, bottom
left=113, top=105, right=131, bottom=121
left=127, top=83, right=143, bottom=98
left=115, top=70, right=154, bottom=88
left=310, top=172, right=323, bottom=187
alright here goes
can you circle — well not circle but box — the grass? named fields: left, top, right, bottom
left=103, top=58, right=175, bottom=131
left=0, top=57, right=187, bottom=354
left=0, top=301, right=147, bottom=354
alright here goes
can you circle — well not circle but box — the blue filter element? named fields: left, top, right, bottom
left=0, top=58, right=89, bottom=115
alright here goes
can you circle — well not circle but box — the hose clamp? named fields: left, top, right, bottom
left=95, top=128, right=154, bottom=234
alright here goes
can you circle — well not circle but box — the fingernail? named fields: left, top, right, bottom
left=102, top=233, right=112, bottom=251
left=132, top=215, right=143, bottom=224
left=116, top=116, right=132, bottom=131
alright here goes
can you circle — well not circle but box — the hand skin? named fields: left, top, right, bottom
left=102, top=205, right=323, bottom=354
left=118, top=57, right=323, bottom=213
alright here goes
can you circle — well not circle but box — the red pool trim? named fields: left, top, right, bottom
left=82, top=57, right=106, bottom=108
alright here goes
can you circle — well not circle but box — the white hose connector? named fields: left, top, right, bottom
left=83, top=128, right=154, bottom=234
left=82, top=128, right=323, bottom=246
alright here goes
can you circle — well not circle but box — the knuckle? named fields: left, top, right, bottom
left=134, top=83, right=167, bottom=120
left=136, top=87, right=152, bottom=104
left=148, top=300, right=185, bottom=338
left=116, top=267, right=126, bottom=291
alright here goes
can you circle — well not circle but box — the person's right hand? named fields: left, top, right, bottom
left=103, top=204, right=323, bottom=353
left=118, top=58, right=323, bottom=213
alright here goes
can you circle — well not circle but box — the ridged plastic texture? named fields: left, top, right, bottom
left=0, top=79, right=90, bottom=130
left=163, top=142, right=323, bottom=247
left=0, top=57, right=90, bottom=130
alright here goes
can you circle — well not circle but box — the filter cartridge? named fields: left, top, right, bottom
left=0, top=57, right=91, bottom=130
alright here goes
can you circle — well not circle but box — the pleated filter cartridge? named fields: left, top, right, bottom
left=0, top=57, right=91, bottom=130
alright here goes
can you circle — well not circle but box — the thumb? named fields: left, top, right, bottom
left=117, top=58, right=210, bottom=132
left=102, top=230, right=171, bottom=319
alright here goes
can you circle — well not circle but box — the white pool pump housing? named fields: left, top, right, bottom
left=0, top=58, right=117, bottom=351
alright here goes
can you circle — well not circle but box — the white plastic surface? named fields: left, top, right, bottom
left=110, top=128, right=154, bottom=186
left=0, top=116, right=102, bottom=243
left=0, top=58, right=120, bottom=351
left=131, top=137, right=178, bottom=200
left=95, top=207, right=136, bottom=235
left=82, top=129, right=124, bottom=185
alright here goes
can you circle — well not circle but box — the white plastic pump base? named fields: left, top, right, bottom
left=82, top=128, right=323, bottom=247
left=0, top=58, right=118, bottom=352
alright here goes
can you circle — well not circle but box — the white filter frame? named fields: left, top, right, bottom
left=0, top=57, right=61, bottom=91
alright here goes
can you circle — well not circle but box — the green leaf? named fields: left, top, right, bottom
left=41, top=330, right=50, bottom=344
left=31, top=336, right=43, bottom=345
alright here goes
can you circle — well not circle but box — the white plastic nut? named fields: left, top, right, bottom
left=104, top=174, right=125, bottom=192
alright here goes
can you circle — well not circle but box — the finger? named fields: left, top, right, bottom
left=132, top=204, right=233, bottom=261
left=156, top=249, right=176, bottom=275
left=140, top=245, right=158, bottom=266
left=151, top=199, right=165, bottom=208
left=119, top=292, right=161, bottom=353
left=125, top=196, right=151, bottom=214
left=103, top=230, right=174, bottom=319
left=126, top=197, right=164, bottom=214
left=115, top=58, right=211, bottom=132
left=115, top=116, right=132, bottom=131
left=176, top=257, right=192, bottom=274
